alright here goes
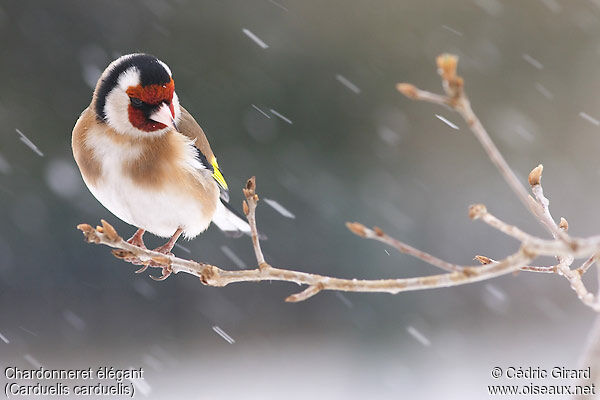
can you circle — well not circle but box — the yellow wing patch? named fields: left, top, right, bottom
left=211, top=157, right=228, bottom=191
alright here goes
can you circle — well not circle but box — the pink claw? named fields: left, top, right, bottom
left=149, top=266, right=172, bottom=281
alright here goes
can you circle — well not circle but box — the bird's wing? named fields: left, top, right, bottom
left=177, top=107, right=225, bottom=194
left=177, top=106, right=251, bottom=236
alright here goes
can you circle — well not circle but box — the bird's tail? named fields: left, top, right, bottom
left=212, top=198, right=252, bottom=237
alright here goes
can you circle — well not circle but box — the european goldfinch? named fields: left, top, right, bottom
left=72, top=53, right=251, bottom=257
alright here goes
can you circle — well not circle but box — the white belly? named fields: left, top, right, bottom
left=83, top=129, right=218, bottom=239
left=87, top=176, right=215, bottom=238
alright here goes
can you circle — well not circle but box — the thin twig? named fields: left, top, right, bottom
left=474, top=256, right=557, bottom=274
left=469, top=204, right=536, bottom=243
left=397, top=55, right=566, bottom=243
left=346, top=223, right=464, bottom=272
left=528, top=164, right=570, bottom=242
left=242, top=177, right=267, bottom=269
left=526, top=165, right=600, bottom=310
left=578, top=255, right=598, bottom=275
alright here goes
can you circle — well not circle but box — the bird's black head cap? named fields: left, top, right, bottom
left=94, top=53, right=172, bottom=121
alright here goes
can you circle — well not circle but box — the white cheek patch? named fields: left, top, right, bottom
left=103, top=67, right=171, bottom=138
left=104, top=87, right=134, bottom=135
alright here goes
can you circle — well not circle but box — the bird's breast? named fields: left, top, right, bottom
left=76, top=124, right=219, bottom=238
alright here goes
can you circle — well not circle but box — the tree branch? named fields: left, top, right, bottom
left=77, top=54, right=600, bottom=310
left=398, top=55, right=566, bottom=242
left=77, top=215, right=537, bottom=302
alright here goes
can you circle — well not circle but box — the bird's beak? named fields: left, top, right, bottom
left=149, top=103, right=178, bottom=131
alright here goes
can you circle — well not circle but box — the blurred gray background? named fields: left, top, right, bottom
left=1, top=0, right=600, bottom=398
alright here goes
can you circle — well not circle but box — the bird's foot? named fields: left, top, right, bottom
left=144, top=245, right=174, bottom=280
left=122, top=229, right=149, bottom=270
left=122, top=253, right=148, bottom=268
left=149, top=265, right=173, bottom=281
left=151, top=228, right=183, bottom=256
left=123, top=229, right=156, bottom=273
left=134, top=264, right=150, bottom=274
left=126, top=229, right=147, bottom=249
left=151, top=244, right=174, bottom=257
left=145, top=239, right=179, bottom=280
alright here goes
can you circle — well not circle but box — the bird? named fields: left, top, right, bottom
left=72, top=53, right=251, bottom=277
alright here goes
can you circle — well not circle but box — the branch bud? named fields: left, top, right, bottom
left=559, top=217, right=568, bottom=231
left=396, top=83, right=418, bottom=99
left=373, top=226, right=385, bottom=237
left=346, top=222, right=367, bottom=237
left=474, top=255, right=493, bottom=265
left=436, top=53, right=458, bottom=81
left=528, top=164, right=543, bottom=186
left=468, top=204, right=487, bottom=220
left=111, top=249, right=134, bottom=259
left=77, top=223, right=100, bottom=243
left=101, top=219, right=119, bottom=242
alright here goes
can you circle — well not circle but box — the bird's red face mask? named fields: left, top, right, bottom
left=126, top=79, right=176, bottom=132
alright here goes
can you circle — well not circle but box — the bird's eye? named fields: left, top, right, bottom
left=129, top=97, right=143, bottom=107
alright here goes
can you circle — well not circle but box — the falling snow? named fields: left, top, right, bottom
left=174, top=243, right=191, bottom=253
left=378, top=126, right=402, bottom=146
left=484, top=284, right=507, bottom=302
left=522, top=53, right=543, bottom=70
left=212, top=326, right=235, bottom=344
left=264, top=198, right=295, bottom=219
left=406, top=326, right=431, bottom=347
left=63, top=310, right=86, bottom=331
left=128, top=370, right=152, bottom=396
left=24, top=354, right=42, bottom=368
left=579, top=112, right=599, bottom=126
left=15, top=129, right=44, bottom=157
left=220, top=245, right=247, bottom=269
left=335, top=292, right=353, bottom=308
left=534, top=82, right=553, bottom=99
left=0, top=332, right=9, bottom=344
left=20, top=326, right=38, bottom=337
left=483, top=284, right=509, bottom=313
left=515, top=125, right=535, bottom=142
left=441, top=25, right=463, bottom=36
left=142, top=354, right=163, bottom=371
left=335, top=74, right=361, bottom=94
left=268, top=0, right=289, bottom=11
left=251, top=104, right=271, bottom=118
left=270, top=109, right=293, bottom=124
left=133, top=279, right=158, bottom=300
left=435, top=114, right=459, bottom=130
left=242, top=28, right=269, bottom=49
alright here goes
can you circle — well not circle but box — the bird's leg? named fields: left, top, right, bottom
left=126, top=228, right=146, bottom=249
left=148, top=228, right=183, bottom=281
left=153, top=228, right=183, bottom=255
left=124, top=229, right=150, bottom=272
